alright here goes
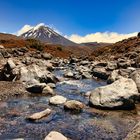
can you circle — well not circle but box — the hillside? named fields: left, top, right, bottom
left=90, top=36, right=140, bottom=60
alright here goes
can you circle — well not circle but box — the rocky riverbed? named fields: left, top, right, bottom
left=0, top=47, right=140, bottom=139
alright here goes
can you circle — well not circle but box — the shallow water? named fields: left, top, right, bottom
left=0, top=70, right=139, bottom=140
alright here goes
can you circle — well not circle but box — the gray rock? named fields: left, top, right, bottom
left=107, top=70, right=122, bottom=84
left=93, top=67, right=110, bottom=80
left=20, top=64, right=58, bottom=84
left=106, top=61, right=117, bottom=71
left=49, top=95, right=67, bottom=105
left=64, top=70, right=74, bottom=78
left=27, top=108, right=51, bottom=121
left=89, top=77, right=139, bottom=109
left=44, top=131, right=68, bottom=140
left=46, top=83, right=56, bottom=88
left=64, top=100, right=84, bottom=111
left=7, top=59, right=16, bottom=70
left=42, top=53, right=52, bottom=60
left=82, top=72, right=92, bottom=79
left=117, top=59, right=131, bottom=69
left=42, top=85, right=55, bottom=95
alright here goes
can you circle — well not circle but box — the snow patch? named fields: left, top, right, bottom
left=33, top=23, right=45, bottom=31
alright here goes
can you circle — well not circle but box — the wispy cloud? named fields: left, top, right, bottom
left=65, top=32, right=138, bottom=43
left=17, top=24, right=33, bottom=36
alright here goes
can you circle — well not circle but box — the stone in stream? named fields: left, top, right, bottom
left=124, top=122, right=140, bottom=140
left=89, top=77, right=140, bottom=110
left=82, top=71, right=92, bottom=79
left=92, top=67, right=110, bottom=80
left=42, top=85, right=55, bottom=95
left=46, top=83, right=56, bottom=89
left=64, top=100, right=84, bottom=111
left=49, top=95, right=67, bottom=105
left=64, top=70, right=74, bottom=78
left=27, top=108, right=51, bottom=121
left=44, top=131, right=68, bottom=140
left=20, top=64, right=59, bottom=84
left=26, top=83, right=46, bottom=93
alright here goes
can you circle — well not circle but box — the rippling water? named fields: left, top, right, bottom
left=0, top=70, right=139, bottom=140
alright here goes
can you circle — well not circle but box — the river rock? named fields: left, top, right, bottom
left=89, top=77, right=139, bottom=109
left=20, top=64, right=58, bottom=85
left=49, top=95, right=67, bottom=105
left=64, top=70, right=74, bottom=78
left=26, top=83, right=46, bottom=93
left=46, top=83, right=56, bottom=88
left=42, top=85, right=55, bottom=95
left=44, top=131, right=68, bottom=140
left=27, top=108, right=51, bottom=121
left=93, top=67, right=110, bottom=80
left=82, top=72, right=92, bottom=79
left=64, top=100, right=84, bottom=111
left=130, top=70, right=140, bottom=92
left=124, top=122, right=140, bottom=140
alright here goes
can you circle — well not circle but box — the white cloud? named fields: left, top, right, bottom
left=17, top=23, right=137, bottom=43
left=17, top=24, right=33, bottom=36
left=66, top=32, right=138, bottom=43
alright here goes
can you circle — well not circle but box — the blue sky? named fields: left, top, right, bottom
left=0, top=0, right=139, bottom=43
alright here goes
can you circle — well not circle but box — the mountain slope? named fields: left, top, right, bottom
left=90, top=36, right=140, bottom=60
left=20, top=24, right=77, bottom=46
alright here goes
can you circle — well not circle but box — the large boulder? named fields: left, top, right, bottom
left=20, top=64, right=58, bottom=85
left=44, top=131, right=68, bottom=140
left=89, top=78, right=140, bottom=109
left=130, top=70, right=140, bottom=92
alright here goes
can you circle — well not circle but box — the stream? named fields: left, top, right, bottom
left=0, top=69, right=139, bottom=140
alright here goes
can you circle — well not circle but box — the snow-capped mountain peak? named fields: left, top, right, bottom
left=20, top=24, right=76, bottom=46
left=33, top=23, right=45, bottom=31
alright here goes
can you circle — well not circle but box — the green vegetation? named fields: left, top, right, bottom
left=57, top=45, right=63, bottom=51
left=26, top=39, right=44, bottom=51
